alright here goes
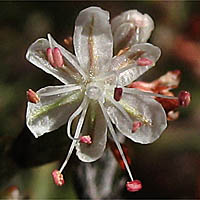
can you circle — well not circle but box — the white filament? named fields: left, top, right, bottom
left=123, top=87, right=178, bottom=99
left=99, top=101, right=134, bottom=181
left=40, top=85, right=81, bottom=97
left=59, top=98, right=88, bottom=173
left=67, top=96, right=88, bottom=140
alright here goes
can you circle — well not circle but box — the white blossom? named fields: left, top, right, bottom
left=26, top=7, right=167, bottom=182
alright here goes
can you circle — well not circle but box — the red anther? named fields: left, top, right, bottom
left=27, top=89, right=40, bottom=103
left=126, top=180, right=142, bottom=192
left=52, top=170, right=65, bottom=186
left=53, top=47, right=64, bottom=67
left=114, top=87, right=123, bottom=101
left=137, top=57, right=153, bottom=66
left=178, top=90, right=191, bottom=107
left=132, top=121, right=142, bottom=133
left=80, top=135, right=92, bottom=144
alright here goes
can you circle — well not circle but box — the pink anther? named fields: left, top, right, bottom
left=132, top=121, right=142, bottom=133
left=26, top=89, right=40, bottom=104
left=137, top=57, right=153, bottom=66
left=126, top=180, right=142, bottom=192
left=80, top=136, right=92, bottom=144
left=46, top=47, right=64, bottom=68
left=114, top=87, right=123, bottom=101
left=52, top=169, right=65, bottom=186
left=178, top=90, right=191, bottom=107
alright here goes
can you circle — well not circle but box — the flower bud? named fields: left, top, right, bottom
left=126, top=180, right=142, bottom=192
left=52, top=169, right=65, bottom=186
left=27, top=89, right=40, bottom=103
left=178, top=90, right=191, bottom=107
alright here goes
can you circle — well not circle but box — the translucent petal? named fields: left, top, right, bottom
left=47, top=34, right=87, bottom=81
left=111, top=10, right=154, bottom=52
left=73, top=7, right=113, bottom=76
left=26, top=37, right=83, bottom=85
left=26, top=85, right=83, bottom=138
left=76, top=101, right=107, bottom=162
left=111, top=43, right=161, bottom=86
left=105, top=91, right=167, bottom=144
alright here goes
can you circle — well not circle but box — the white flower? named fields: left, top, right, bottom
left=111, top=10, right=154, bottom=53
left=26, top=7, right=167, bottom=184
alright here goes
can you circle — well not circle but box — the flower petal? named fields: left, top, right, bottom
left=111, top=10, right=154, bottom=53
left=76, top=101, right=107, bottom=162
left=26, top=85, right=83, bottom=138
left=111, top=43, right=161, bottom=86
left=105, top=91, right=167, bottom=144
left=73, top=7, right=113, bottom=75
left=26, top=37, right=82, bottom=85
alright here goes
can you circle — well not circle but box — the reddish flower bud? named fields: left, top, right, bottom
left=27, top=89, right=40, bottom=103
left=178, top=90, right=191, bottom=107
left=137, top=57, right=153, bottom=66
left=52, top=169, right=65, bottom=186
left=80, top=135, right=92, bottom=144
left=114, top=87, right=123, bottom=101
left=132, top=121, right=142, bottom=133
left=126, top=180, right=142, bottom=192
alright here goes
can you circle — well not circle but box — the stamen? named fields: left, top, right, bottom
left=99, top=101, right=134, bottom=181
left=114, top=87, right=123, bottom=101
left=27, top=89, right=40, bottom=103
left=59, top=98, right=88, bottom=173
left=126, top=180, right=142, bottom=192
left=137, top=57, right=153, bottom=66
left=178, top=90, right=191, bottom=107
left=80, top=135, right=92, bottom=144
left=67, top=97, right=88, bottom=140
left=52, top=169, right=65, bottom=186
left=132, top=121, right=142, bottom=133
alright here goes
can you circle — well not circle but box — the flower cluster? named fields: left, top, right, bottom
left=26, top=7, right=190, bottom=192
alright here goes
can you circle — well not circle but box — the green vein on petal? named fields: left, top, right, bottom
left=30, top=90, right=83, bottom=121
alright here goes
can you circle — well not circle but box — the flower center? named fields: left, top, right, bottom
left=86, top=82, right=103, bottom=100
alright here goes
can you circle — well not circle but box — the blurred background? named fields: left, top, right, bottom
left=0, top=1, right=200, bottom=199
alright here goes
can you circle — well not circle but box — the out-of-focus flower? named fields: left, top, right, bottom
left=111, top=10, right=154, bottom=54
left=174, top=35, right=200, bottom=78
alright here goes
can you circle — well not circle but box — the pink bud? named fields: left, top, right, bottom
left=137, top=57, right=153, bottom=66
left=132, top=121, right=142, bottom=133
left=53, top=47, right=64, bottom=67
left=126, top=180, right=142, bottom=192
left=52, top=170, right=65, bottom=186
left=26, top=89, right=40, bottom=103
left=80, top=136, right=92, bottom=144
left=114, top=87, right=123, bottom=101
left=178, top=90, right=191, bottom=107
